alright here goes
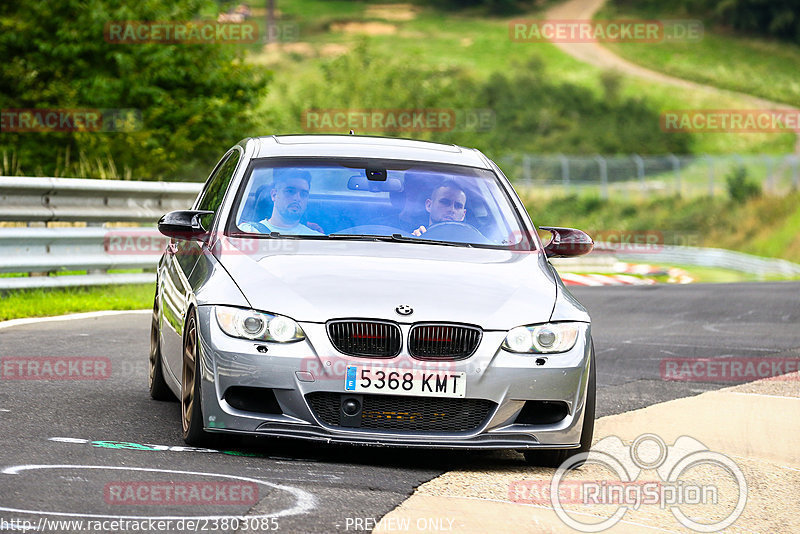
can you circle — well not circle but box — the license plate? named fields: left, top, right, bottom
left=344, top=365, right=466, bottom=398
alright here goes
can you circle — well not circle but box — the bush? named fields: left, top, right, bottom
left=259, top=45, right=690, bottom=159
left=611, top=0, right=800, bottom=44
left=725, top=166, right=762, bottom=203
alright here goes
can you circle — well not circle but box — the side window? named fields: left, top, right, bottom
left=195, top=149, right=241, bottom=228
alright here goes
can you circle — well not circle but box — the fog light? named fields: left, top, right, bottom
left=342, top=399, right=361, bottom=416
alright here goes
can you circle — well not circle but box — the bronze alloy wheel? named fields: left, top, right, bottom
left=180, top=310, right=214, bottom=446
left=181, top=314, right=198, bottom=436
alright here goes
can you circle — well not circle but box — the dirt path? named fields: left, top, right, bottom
left=544, top=0, right=800, bottom=152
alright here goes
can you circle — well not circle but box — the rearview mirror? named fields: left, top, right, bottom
left=158, top=210, right=214, bottom=240
left=539, top=226, right=594, bottom=258
left=347, top=175, right=402, bottom=192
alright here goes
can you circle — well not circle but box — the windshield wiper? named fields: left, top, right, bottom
left=263, top=232, right=329, bottom=240
left=328, top=233, right=472, bottom=248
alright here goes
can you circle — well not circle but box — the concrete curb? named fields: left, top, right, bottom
left=375, top=373, right=800, bottom=533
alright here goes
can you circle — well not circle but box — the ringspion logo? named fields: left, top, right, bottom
left=517, top=434, right=747, bottom=532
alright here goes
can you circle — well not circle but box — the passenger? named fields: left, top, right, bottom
left=378, top=172, right=431, bottom=232
left=240, top=169, right=322, bottom=235
left=412, top=180, right=467, bottom=237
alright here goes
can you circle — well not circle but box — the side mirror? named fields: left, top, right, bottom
left=157, top=210, right=214, bottom=240
left=539, top=226, right=594, bottom=258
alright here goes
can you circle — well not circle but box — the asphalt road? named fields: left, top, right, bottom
left=0, top=282, right=798, bottom=533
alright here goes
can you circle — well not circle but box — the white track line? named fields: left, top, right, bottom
left=0, top=464, right=317, bottom=521
left=0, top=310, right=150, bottom=330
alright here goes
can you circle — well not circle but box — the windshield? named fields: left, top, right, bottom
left=229, top=158, right=532, bottom=249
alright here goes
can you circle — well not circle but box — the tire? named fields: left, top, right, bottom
left=524, top=343, right=596, bottom=468
left=181, top=309, right=216, bottom=447
left=149, top=294, right=176, bottom=401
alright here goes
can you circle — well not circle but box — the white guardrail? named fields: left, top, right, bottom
left=612, top=245, right=800, bottom=278
left=1, top=176, right=799, bottom=290
left=0, top=176, right=201, bottom=290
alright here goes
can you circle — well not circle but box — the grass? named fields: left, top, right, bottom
left=648, top=264, right=790, bottom=283
left=0, top=284, right=153, bottom=321
left=247, top=0, right=795, bottom=154
left=558, top=265, right=784, bottom=283
left=597, top=3, right=800, bottom=108
left=521, top=190, right=800, bottom=263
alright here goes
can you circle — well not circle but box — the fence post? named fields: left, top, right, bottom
left=522, top=155, right=532, bottom=186
left=86, top=221, right=108, bottom=276
left=632, top=154, right=645, bottom=194
left=595, top=155, right=608, bottom=199
left=559, top=154, right=570, bottom=187
left=763, top=156, right=774, bottom=194
left=668, top=154, right=681, bottom=196
left=707, top=157, right=715, bottom=196
left=27, top=220, right=49, bottom=279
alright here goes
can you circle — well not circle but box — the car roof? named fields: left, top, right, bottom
left=246, top=135, right=491, bottom=169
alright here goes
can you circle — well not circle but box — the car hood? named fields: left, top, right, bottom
left=214, top=238, right=558, bottom=330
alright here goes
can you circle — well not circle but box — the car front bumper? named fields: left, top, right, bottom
left=195, top=306, right=593, bottom=450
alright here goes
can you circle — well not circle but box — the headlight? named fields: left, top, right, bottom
left=215, top=306, right=305, bottom=343
left=503, top=323, right=583, bottom=353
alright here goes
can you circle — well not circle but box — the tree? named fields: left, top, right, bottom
left=0, top=0, right=270, bottom=180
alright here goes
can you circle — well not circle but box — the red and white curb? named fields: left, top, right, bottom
left=618, top=263, right=695, bottom=284
left=559, top=273, right=657, bottom=286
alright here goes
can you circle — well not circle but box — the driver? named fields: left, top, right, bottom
left=411, top=180, right=467, bottom=236
left=240, top=169, right=322, bottom=235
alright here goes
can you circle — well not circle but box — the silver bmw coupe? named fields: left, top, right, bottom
left=150, top=135, right=595, bottom=466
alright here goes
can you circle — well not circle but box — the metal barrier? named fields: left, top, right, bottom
left=1, top=175, right=798, bottom=290
left=612, top=245, right=800, bottom=278
left=0, top=176, right=200, bottom=222
left=0, top=176, right=201, bottom=290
